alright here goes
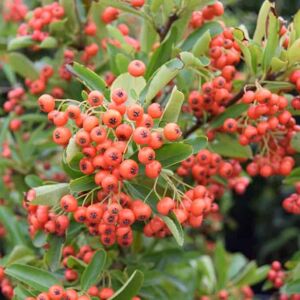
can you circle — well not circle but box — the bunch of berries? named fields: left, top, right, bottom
left=200, top=285, right=254, bottom=300
left=177, top=149, right=247, bottom=198
left=267, top=261, right=285, bottom=289
left=2, top=0, right=27, bottom=22
left=3, top=87, right=25, bottom=115
left=279, top=294, right=300, bottom=300
left=282, top=190, right=300, bottom=215
left=17, top=2, right=64, bottom=42
left=190, top=1, right=224, bottom=29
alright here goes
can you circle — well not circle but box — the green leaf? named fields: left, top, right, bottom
left=60, top=0, right=80, bottom=34
left=13, top=285, right=35, bottom=300
left=81, top=250, right=107, bottom=291
left=183, top=136, right=208, bottom=154
left=192, top=30, right=211, bottom=57
left=7, top=36, right=35, bottom=51
left=210, top=103, right=249, bottom=129
left=197, top=256, right=216, bottom=293
left=141, top=58, right=184, bottom=105
left=45, top=235, right=64, bottom=272
left=70, top=175, right=97, bottom=193
left=287, top=39, right=300, bottom=65
left=0, top=207, right=26, bottom=246
left=263, top=80, right=295, bottom=92
left=294, top=10, right=300, bottom=40
left=283, top=279, right=300, bottom=295
left=228, top=254, right=248, bottom=280
left=209, top=133, right=253, bottom=159
left=284, top=167, right=300, bottom=185
left=110, top=73, right=146, bottom=105
left=150, top=0, right=164, bottom=12
left=25, top=175, right=43, bottom=188
left=67, top=256, right=87, bottom=270
left=231, top=261, right=256, bottom=286
left=291, top=132, right=300, bottom=152
left=140, top=18, right=158, bottom=53
left=262, top=11, right=280, bottom=73
left=31, top=183, right=70, bottom=206
left=109, top=270, right=144, bottom=300
left=32, top=231, right=47, bottom=248
left=253, top=0, right=274, bottom=43
left=5, top=246, right=34, bottom=266
left=115, top=53, right=130, bottom=74
left=155, top=143, right=193, bottom=167
left=159, top=86, right=184, bottom=126
left=8, top=53, right=39, bottom=80
left=271, top=57, right=288, bottom=72
left=39, top=36, right=58, bottom=49
left=67, top=62, right=109, bottom=97
left=181, top=22, right=223, bottom=51
left=161, top=212, right=184, bottom=247
left=214, top=242, right=229, bottom=289
left=65, top=136, right=80, bottom=164
left=145, top=26, right=178, bottom=79
left=5, top=264, right=59, bottom=292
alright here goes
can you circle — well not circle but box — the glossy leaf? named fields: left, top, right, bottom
left=109, top=270, right=144, bottom=300
left=183, top=136, right=208, bottom=154
left=25, top=175, right=43, bottom=188
left=67, top=62, right=109, bottom=97
left=155, top=143, right=193, bottom=167
left=45, top=235, right=64, bottom=272
left=210, top=103, right=249, bottom=129
left=209, top=133, right=253, bottom=159
left=161, top=212, right=184, bottom=247
left=31, top=183, right=70, bottom=206
left=214, top=242, right=229, bottom=289
left=110, top=73, right=146, bottom=105
left=7, top=36, right=35, bottom=51
left=81, top=250, right=107, bottom=291
left=159, top=86, right=184, bottom=126
left=287, top=38, right=300, bottom=65
left=70, top=175, right=97, bottom=193
left=5, top=264, right=59, bottom=292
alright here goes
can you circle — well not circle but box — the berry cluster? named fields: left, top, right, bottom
left=279, top=294, right=300, bottom=300
left=267, top=261, right=285, bottom=289
left=24, top=284, right=140, bottom=300
left=2, top=0, right=27, bottom=22
left=190, top=1, right=224, bottom=29
left=282, top=193, right=300, bottom=215
left=3, top=87, right=25, bottom=115
left=289, top=70, right=300, bottom=93
left=0, top=267, right=14, bottom=299
left=177, top=149, right=248, bottom=198
left=17, top=2, right=64, bottom=42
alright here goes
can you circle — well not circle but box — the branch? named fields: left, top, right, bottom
left=158, top=13, right=179, bottom=41
left=183, top=119, right=202, bottom=138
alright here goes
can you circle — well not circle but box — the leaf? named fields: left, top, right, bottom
left=284, top=167, right=300, bottom=185
left=291, top=132, right=300, bottom=152
left=253, top=0, right=274, bottom=43
left=32, top=231, right=47, bottom=248
left=209, top=133, right=253, bottom=159
left=67, top=256, right=87, bottom=270
left=214, top=242, right=229, bottom=289
left=161, top=212, right=184, bottom=247
left=210, top=103, right=249, bottom=129
left=39, top=36, right=58, bottom=48
left=8, top=53, right=39, bottom=80
left=287, top=39, right=300, bottom=65
left=0, top=207, right=26, bottom=246
left=45, top=235, right=64, bottom=272
left=159, top=86, right=184, bottom=126
left=192, top=30, right=211, bottom=57
left=183, top=136, right=208, bottom=154
left=228, top=254, right=248, bottom=280
left=60, top=0, right=80, bottom=34
left=263, top=81, right=295, bottom=92
left=25, top=175, right=43, bottom=188
left=197, top=256, right=216, bottom=293
left=81, top=250, right=107, bottom=291
left=231, top=261, right=257, bottom=286
left=65, top=136, right=80, bottom=164
left=140, top=58, right=184, bottom=105
left=70, top=175, right=97, bottom=193
left=294, top=10, right=300, bottom=40
left=110, top=73, right=146, bottom=105
left=262, top=11, right=280, bottom=73
left=145, top=26, right=178, bottom=79
left=5, top=246, right=34, bottom=266
left=155, top=143, right=193, bottom=167
left=271, top=57, right=288, bottom=72
left=181, top=21, right=223, bottom=51
left=115, top=53, right=130, bottom=74
left=31, top=183, right=70, bottom=206
left=67, top=62, right=109, bottom=97
left=283, top=279, right=300, bottom=295
left=7, top=36, right=35, bottom=51
left=5, top=264, right=59, bottom=292
left=109, top=270, right=144, bottom=300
